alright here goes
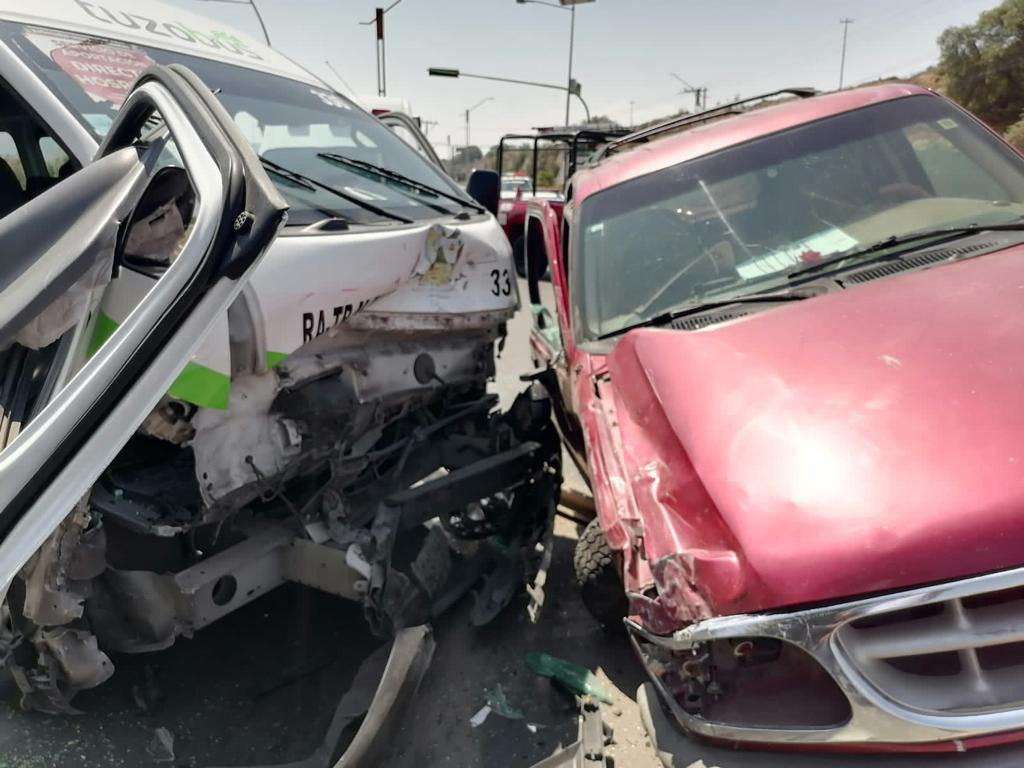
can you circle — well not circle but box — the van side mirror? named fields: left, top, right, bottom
left=466, top=169, right=499, bottom=216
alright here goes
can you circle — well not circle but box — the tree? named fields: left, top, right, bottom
left=1006, top=117, right=1024, bottom=149
left=939, top=0, right=1024, bottom=130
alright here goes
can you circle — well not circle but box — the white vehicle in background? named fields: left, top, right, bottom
left=0, top=0, right=560, bottom=752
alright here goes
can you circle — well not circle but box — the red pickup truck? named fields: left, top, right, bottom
left=523, top=84, right=1024, bottom=762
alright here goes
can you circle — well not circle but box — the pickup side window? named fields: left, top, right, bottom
left=526, top=215, right=554, bottom=329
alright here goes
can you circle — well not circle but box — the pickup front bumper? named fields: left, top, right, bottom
left=629, top=564, right=1024, bottom=754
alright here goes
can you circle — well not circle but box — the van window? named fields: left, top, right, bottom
left=0, top=22, right=476, bottom=228
left=0, top=131, right=24, bottom=189
left=0, top=80, right=80, bottom=218
left=38, top=135, right=70, bottom=179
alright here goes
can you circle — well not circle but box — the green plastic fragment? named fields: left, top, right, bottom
left=525, top=652, right=614, bottom=704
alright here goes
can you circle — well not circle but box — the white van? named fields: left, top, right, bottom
left=0, top=0, right=558, bottom=761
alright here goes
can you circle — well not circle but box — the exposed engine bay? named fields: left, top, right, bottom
left=0, top=164, right=560, bottom=714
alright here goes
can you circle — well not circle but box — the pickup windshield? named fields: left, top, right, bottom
left=576, top=95, right=1024, bottom=340
left=0, top=21, right=470, bottom=227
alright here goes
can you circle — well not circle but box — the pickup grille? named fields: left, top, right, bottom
left=842, top=241, right=998, bottom=285
left=837, top=586, right=1024, bottom=713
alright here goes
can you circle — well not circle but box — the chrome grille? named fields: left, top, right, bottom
left=837, top=587, right=1024, bottom=714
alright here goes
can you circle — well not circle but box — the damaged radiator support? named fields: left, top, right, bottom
left=5, top=384, right=562, bottom=713
left=91, top=524, right=365, bottom=655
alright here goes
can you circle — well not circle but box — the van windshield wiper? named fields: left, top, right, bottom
left=259, top=156, right=412, bottom=224
left=317, top=152, right=484, bottom=214
left=786, top=221, right=1024, bottom=281
left=598, top=291, right=806, bottom=340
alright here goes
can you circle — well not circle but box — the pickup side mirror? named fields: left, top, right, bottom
left=466, top=169, right=500, bottom=216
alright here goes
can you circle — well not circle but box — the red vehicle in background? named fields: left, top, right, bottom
left=496, top=129, right=624, bottom=276
left=523, top=84, right=1024, bottom=763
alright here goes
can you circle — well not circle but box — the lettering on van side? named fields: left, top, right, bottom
left=74, top=1, right=263, bottom=60
left=301, top=298, right=380, bottom=342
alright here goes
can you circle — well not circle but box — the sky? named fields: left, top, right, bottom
left=176, top=0, right=1001, bottom=153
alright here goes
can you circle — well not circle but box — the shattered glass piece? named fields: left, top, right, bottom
left=485, top=683, right=524, bottom=720
left=525, top=652, right=614, bottom=704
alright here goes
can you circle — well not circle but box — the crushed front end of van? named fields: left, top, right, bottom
left=0, top=2, right=562, bottom=738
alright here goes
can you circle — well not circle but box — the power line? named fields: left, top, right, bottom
left=192, top=0, right=270, bottom=46
left=324, top=60, right=355, bottom=96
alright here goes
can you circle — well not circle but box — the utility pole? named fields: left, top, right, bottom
left=375, top=8, right=385, bottom=96
left=360, top=0, right=405, bottom=97
left=671, top=73, right=707, bottom=111
left=839, top=18, right=854, bottom=90
left=629, top=100, right=635, bottom=128
left=421, top=119, right=438, bottom=136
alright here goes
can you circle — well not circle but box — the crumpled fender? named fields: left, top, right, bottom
left=590, top=333, right=768, bottom=632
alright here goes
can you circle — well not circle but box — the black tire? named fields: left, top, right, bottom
left=512, top=236, right=526, bottom=278
left=574, top=518, right=628, bottom=631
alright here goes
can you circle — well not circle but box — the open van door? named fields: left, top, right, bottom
left=0, top=62, right=286, bottom=690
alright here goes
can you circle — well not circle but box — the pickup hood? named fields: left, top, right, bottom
left=609, top=244, right=1024, bottom=616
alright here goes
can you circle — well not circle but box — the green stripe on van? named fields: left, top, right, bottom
left=88, top=311, right=231, bottom=410
left=167, top=362, right=231, bottom=410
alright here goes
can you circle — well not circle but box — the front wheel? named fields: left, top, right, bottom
left=574, top=518, right=628, bottom=632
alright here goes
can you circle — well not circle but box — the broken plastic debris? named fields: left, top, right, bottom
left=470, top=704, right=492, bottom=727
left=525, top=652, right=614, bottom=704
left=147, top=726, right=175, bottom=763
left=486, top=683, right=524, bottom=720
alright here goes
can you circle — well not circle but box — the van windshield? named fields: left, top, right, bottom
left=0, top=21, right=470, bottom=227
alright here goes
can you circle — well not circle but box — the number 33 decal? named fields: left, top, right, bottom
left=490, top=268, right=511, bottom=296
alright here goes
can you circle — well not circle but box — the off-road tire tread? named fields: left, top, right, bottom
left=574, top=518, right=627, bottom=631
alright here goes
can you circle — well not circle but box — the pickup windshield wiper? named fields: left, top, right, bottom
left=786, top=221, right=1024, bottom=281
left=259, top=156, right=412, bottom=224
left=598, top=291, right=806, bottom=340
left=318, top=152, right=484, bottom=215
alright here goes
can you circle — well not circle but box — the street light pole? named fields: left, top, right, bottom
left=515, top=0, right=594, bottom=126
left=464, top=97, right=493, bottom=148
left=429, top=67, right=590, bottom=123
left=565, top=3, right=575, bottom=126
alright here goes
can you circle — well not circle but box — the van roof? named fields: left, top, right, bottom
left=0, top=0, right=319, bottom=85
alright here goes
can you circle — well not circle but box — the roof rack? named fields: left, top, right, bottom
left=600, top=87, right=818, bottom=157
left=496, top=129, right=629, bottom=195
